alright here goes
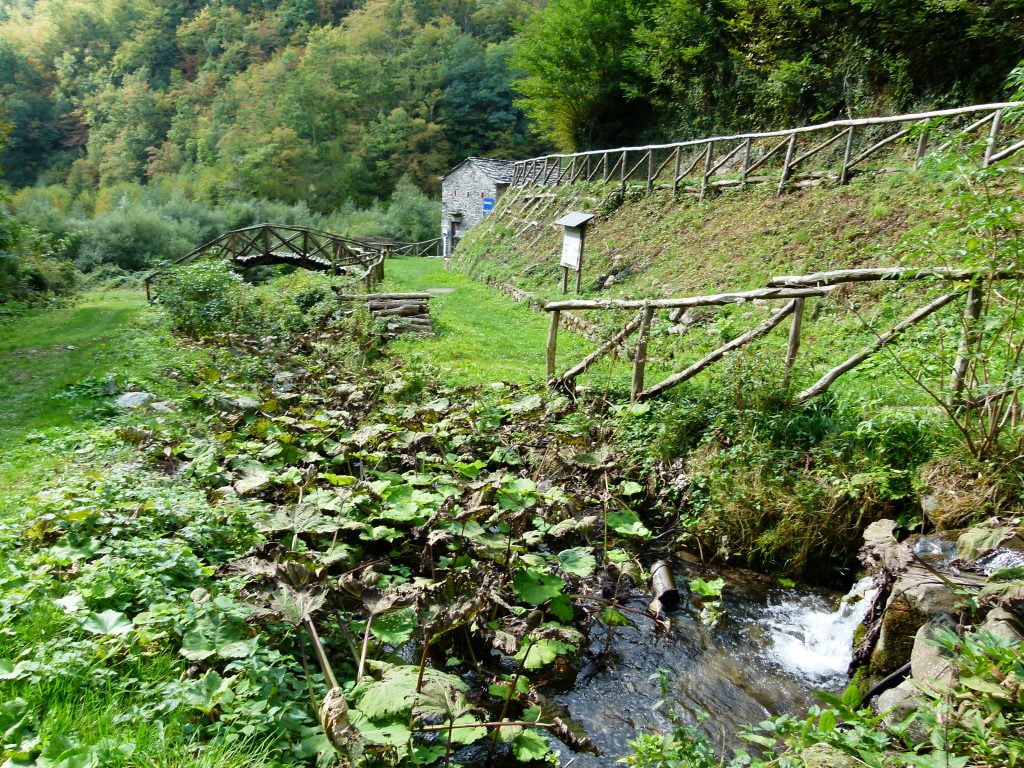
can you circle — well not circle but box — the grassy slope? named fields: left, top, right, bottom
left=455, top=169, right=1023, bottom=404
left=0, top=292, right=148, bottom=495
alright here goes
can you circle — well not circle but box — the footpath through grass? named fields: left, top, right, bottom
left=379, top=256, right=596, bottom=385
left=0, top=291, right=152, bottom=500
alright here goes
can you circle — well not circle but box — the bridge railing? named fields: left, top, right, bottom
left=144, top=224, right=389, bottom=299
left=511, top=102, right=1024, bottom=196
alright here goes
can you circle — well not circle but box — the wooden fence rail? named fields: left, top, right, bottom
left=544, top=267, right=1024, bottom=404
left=371, top=238, right=443, bottom=258
left=512, top=102, right=1024, bottom=195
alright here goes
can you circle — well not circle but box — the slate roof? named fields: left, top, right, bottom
left=442, top=157, right=515, bottom=184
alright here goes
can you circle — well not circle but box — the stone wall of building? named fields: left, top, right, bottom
left=441, top=160, right=509, bottom=257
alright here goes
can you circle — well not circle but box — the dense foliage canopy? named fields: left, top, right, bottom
left=513, top=0, right=1024, bottom=149
left=0, top=0, right=547, bottom=203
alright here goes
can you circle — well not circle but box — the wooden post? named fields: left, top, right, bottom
left=984, top=109, right=1004, bottom=167
left=699, top=142, right=713, bottom=200
left=646, top=149, right=654, bottom=192
left=783, top=297, right=805, bottom=389
left=915, top=127, right=929, bottom=165
left=949, top=281, right=984, bottom=405
left=561, top=267, right=569, bottom=294
left=741, top=137, right=752, bottom=187
left=839, top=126, right=856, bottom=184
left=672, top=146, right=681, bottom=194
left=602, top=152, right=609, bottom=183
left=546, top=310, right=561, bottom=381
left=631, top=304, right=655, bottom=402
left=776, top=133, right=797, bottom=196
left=620, top=149, right=627, bottom=194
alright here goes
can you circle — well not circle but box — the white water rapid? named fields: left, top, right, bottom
left=762, top=577, right=877, bottom=684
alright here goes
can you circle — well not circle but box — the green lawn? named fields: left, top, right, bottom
left=0, top=291, right=146, bottom=441
left=379, top=256, right=597, bottom=385
left=0, top=291, right=153, bottom=500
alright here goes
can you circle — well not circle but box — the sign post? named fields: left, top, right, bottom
left=554, top=212, right=595, bottom=294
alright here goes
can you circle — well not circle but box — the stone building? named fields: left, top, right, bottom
left=440, top=157, right=514, bottom=258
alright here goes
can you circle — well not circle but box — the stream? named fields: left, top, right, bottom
left=553, top=562, right=875, bottom=765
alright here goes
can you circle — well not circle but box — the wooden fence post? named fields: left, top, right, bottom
left=949, top=280, right=984, bottom=404
left=620, top=150, right=627, bottom=194
left=776, top=133, right=797, bottom=196
left=741, top=137, right=752, bottom=187
left=672, top=146, right=681, bottom=194
left=984, top=109, right=1004, bottom=168
left=546, top=310, right=561, bottom=381
left=783, top=297, right=805, bottom=389
left=840, top=126, right=855, bottom=184
left=631, top=305, right=655, bottom=401
left=699, top=142, right=713, bottom=200
left=646, top=149, right=654, bottom=192
left=915, top=128, right=930, bottom=165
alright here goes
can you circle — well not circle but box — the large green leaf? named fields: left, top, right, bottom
left=515, top=636, right=575, bottom=670
left=371, top=607, right=417, bottom=646
left=80, top=610, right=132, bottom=636
left=607, top=508, right=651, bottom=538
left=180, top=614, right=251, bottom=661
left=354, top=663, right=467, bottom=721
left=513, top=569, right=565, bottom=605
left=512, top=729, right=550, bottom=762
left=556, top=547, right=596, bottom=577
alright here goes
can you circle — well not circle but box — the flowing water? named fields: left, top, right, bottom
left=552, top=565, right=876, bottom=765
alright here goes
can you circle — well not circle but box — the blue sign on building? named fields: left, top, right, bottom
left=482, top=197, right=495, bottom=217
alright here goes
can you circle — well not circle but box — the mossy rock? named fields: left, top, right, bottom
left=800, top=744, right=862, bottom=768
left=870, top=569, right=963, bottom=675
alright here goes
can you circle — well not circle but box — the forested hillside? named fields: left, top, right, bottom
left=0, top=0, right=545, bottom=200
left=0, top=0, right=1023, bottom=303
left=3, top=0, right=1023, bottom=196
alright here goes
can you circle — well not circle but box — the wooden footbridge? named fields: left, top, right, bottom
left=144, top=224, right=442, bottom=299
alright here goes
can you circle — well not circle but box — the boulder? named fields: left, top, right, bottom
left=800, top=744, right=862, bottom=768
left=115, top=391, right=156, bottom=409
left=877, top=679, right=916, bottom=721
left=982, top=606, right=1024, bottom=642
left=870, top=568, right=961, bottom=674
left=910, top=617, right=958, bottom=692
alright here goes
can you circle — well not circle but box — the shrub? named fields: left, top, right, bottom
left=156, top=261, right=246, bottom=337
left=77, top=207, right=195, bottom=271
left=0, top=211, right=78, bottom=304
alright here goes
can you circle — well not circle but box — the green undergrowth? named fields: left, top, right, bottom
left=0, top=279, right=680, bottom=767
left=0, top=292, right=293, bottom=766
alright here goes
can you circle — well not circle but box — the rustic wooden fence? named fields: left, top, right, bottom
left=145, top=224, right=388, bottom=299
left=512, top=102, right=1024, bottom=197
left=544, top=267, right=1022, bottom=403
left=389, top=238, right=442, bottom=258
